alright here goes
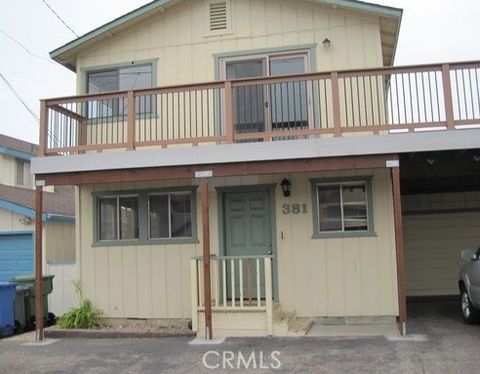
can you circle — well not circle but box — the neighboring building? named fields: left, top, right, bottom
left=31, top=0, right=480, bottom=337
left=0, top=134, right=76, bottom=315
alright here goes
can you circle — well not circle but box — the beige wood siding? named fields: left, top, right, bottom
left=270, top=168, right=398, bottom=317
left=76, top=0, right=383, bottom=91
left=0, top=209, right=30, bottom=231
left=44, top=221, right=76, bottom=263
left=77, top=168, right=398, bottom=319
left=77, top=180, right=202, bottom=318
left=404, top=191, right=480, bottom=296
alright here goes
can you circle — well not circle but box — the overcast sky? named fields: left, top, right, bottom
left=1, top=0, right=479, bottom=144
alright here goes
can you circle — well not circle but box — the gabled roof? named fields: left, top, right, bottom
left=0, top=184, right=75, bottom=220
left=51, top=0, right=402, bottom=71
left=0, top=134, right=37, bottom=160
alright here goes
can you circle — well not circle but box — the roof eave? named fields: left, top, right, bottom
left=390, top=8, right=403, bottom=65
left=50, top=0, right=172, bottom=68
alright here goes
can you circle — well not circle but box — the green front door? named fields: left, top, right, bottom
left=224, top=190, right=273, bottom=300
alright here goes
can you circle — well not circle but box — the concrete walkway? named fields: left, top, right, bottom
left=307, top=323, right=400, bottom=337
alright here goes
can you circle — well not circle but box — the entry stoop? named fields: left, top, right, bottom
left=272, top=305, right=314, bottom=336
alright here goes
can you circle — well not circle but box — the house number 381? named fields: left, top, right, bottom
left=282, top=203, right=307, bottom=214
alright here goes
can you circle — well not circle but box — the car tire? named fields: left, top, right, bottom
left=461, top=287, right=480, bottom=324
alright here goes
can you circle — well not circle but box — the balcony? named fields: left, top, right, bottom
left=38, top=61, right=480, bottom=156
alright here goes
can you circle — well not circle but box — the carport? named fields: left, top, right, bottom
left=401, top=149, right=480, bottom=319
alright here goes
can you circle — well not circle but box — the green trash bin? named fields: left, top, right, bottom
left=10, top=274, right=55, bottom=329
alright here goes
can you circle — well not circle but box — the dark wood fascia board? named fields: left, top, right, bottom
left=35, top=154, right=398, bottom=186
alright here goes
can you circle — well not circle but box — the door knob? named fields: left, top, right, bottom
left=267, top=249, right=273, bottom=255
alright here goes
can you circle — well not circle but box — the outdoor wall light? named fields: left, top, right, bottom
left=322, top=38, right=332, bottom=49
left=281, top=178, right=291, bottom=197
left=19, top=216, right=33, bottom=225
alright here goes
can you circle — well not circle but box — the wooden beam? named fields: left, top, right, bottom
left=35, top=185, right=44, bottom=341
left=391, top=165, right=407, bottom=335
left=199, top=179, right=213, bottom=339
left=49, top=104, right=86, bottom=122
left=36, top=154, right=396, bottom=186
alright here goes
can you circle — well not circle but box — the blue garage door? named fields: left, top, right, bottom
left=0, top=232, right=34, bottom=282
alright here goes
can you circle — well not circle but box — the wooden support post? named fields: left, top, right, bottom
left=35, top=184, right=44, bottom=341
left=391, top=165, right=407, bottom=335
left=127, top=91, right=136, bottom=150
left=38, top=100, right=48, bottom=156
left=331, top=72, right=342, bottom=137
left=442, top=64, right=455, bottom=130
left=224, top=81, right=234, bottom=143
left=190, top=259, right=199, bottom=332
left=199, top=179, right=213, bottom=339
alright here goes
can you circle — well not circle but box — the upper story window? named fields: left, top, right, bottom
left=86, top=64, right=153, bottom=118
left=311, top=178, right=374, bottom=238
left=15, top=159, right=25, bottom=186
left=87, top=65, right=152, bottom=94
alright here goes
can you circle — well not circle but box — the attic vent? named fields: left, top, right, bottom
left=208, top=1, right=228, bottom=31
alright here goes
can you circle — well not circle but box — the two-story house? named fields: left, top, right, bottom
left=0, top=133, right=76, bottom=317
left=31, top=0, right=480, bottom=338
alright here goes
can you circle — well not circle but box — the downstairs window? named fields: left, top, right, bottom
left=311, top=178, right=374, bottom=238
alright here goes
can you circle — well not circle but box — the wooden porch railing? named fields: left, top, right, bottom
left=190, top=255, right=273, bottom=333
left=38, top=61, right=480, bottom=156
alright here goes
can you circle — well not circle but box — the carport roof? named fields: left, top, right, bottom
left=0, top=184, right=74, bottom=219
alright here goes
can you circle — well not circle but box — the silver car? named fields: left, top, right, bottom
left=459, top=247, right=480, bottom=324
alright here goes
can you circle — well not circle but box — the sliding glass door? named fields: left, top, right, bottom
left=220, top=51, right=312, bottom=139
left=269, top=55, right=309, bottom=131
left=225, top=59, right=267, bottom=134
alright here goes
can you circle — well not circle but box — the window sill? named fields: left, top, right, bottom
left=92, top=238, right=199, bottom=247
left=311, top=231, right=377, bottom=239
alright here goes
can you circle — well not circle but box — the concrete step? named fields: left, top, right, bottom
left=272, top=306, right=313, bottom=336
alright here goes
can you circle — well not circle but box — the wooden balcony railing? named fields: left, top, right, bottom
left=38, top=61, right=480, bottom=156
